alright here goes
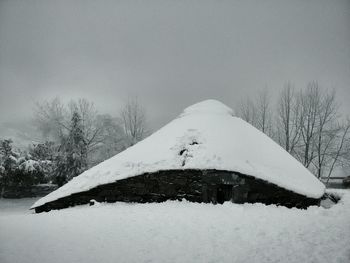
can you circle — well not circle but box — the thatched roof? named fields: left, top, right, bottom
left=32, top=100, right=325, bottom=209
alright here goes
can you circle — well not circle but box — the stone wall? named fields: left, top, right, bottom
left=1, top=184, right=58, bottom=198
left=34, top=170, right=320, bottom=213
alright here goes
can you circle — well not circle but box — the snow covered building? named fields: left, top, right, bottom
left=32, top=100, right=325, bottom=213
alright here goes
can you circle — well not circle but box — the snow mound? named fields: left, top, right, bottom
left=32, top=100, right=325, bottom=209
left=180, top=99, right=235, bottom=117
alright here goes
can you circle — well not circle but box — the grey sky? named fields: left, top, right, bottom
left=0, top=0, right=350, bottom=130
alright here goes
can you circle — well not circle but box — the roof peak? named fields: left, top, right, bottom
left=180, top=100, right=235, bottom=117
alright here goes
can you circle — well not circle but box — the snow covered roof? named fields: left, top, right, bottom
left=32, top=100, right=325, bottom=209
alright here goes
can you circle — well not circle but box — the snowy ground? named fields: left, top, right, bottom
left=1, top=191, right=350, bottom=263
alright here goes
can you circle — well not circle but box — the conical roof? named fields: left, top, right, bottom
left=32, top=100, right=325, bottom=208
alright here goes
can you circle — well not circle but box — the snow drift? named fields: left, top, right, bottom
left=32, top=100, right=325, bottom=209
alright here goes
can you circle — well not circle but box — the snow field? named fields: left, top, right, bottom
left=1, top=190, right=349, bottom=263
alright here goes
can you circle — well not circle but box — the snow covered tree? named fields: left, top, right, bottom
left=0, top=139, right=55, bottom=191
left=68, top=111, right=88, bottom=176
left=33, top=98, right=131, bottom=184
left=0, top=139, right=19, bottom=186
left=29, top=141, right=55, bottom=161
left=15, top=157, right=49, bottom=186
left=54, top=111, right=88, bottom=186
left=27, top=142, right=55, bottom=183
left=34, top=97, right=126, bottom=167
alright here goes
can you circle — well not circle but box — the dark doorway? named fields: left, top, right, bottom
left=217, top=185, right=233, bottom=204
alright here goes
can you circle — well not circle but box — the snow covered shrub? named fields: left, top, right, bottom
left=28, top=142, right=55, bottom=183
left=16, top=158, right=53, bottom=186
left=29, top=141, right=55, bottom=161
left=0, top=139, right=54, bottom=189
left=0, top=139, right=19, bottom=187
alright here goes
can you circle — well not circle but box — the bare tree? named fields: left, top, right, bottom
left=281, top=82, right=348, bottom=179
left=91, top=114, right=125, bottom=164
left=238, top=97, right=257, bottom=127
left=296, top=82, right=321, bottom=168
left=237, top=89, right=274, bottom=137
left=256, top=89, right=273, bottom=137
left=325, top=119, right=350, bottom=183
left=237, top=81, right=349, bottom=180
left=35, top=98, right=101, bottom=147
left=120, top=97, right=147, bottom=147
left=313, top=90, right=339, bottom=178
left=276, top=82, right=302, bottom=154
left=34, top=97, right=68, bottom=141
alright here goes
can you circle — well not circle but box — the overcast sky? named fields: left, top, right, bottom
left=0, top=0, right=349, bottom=130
